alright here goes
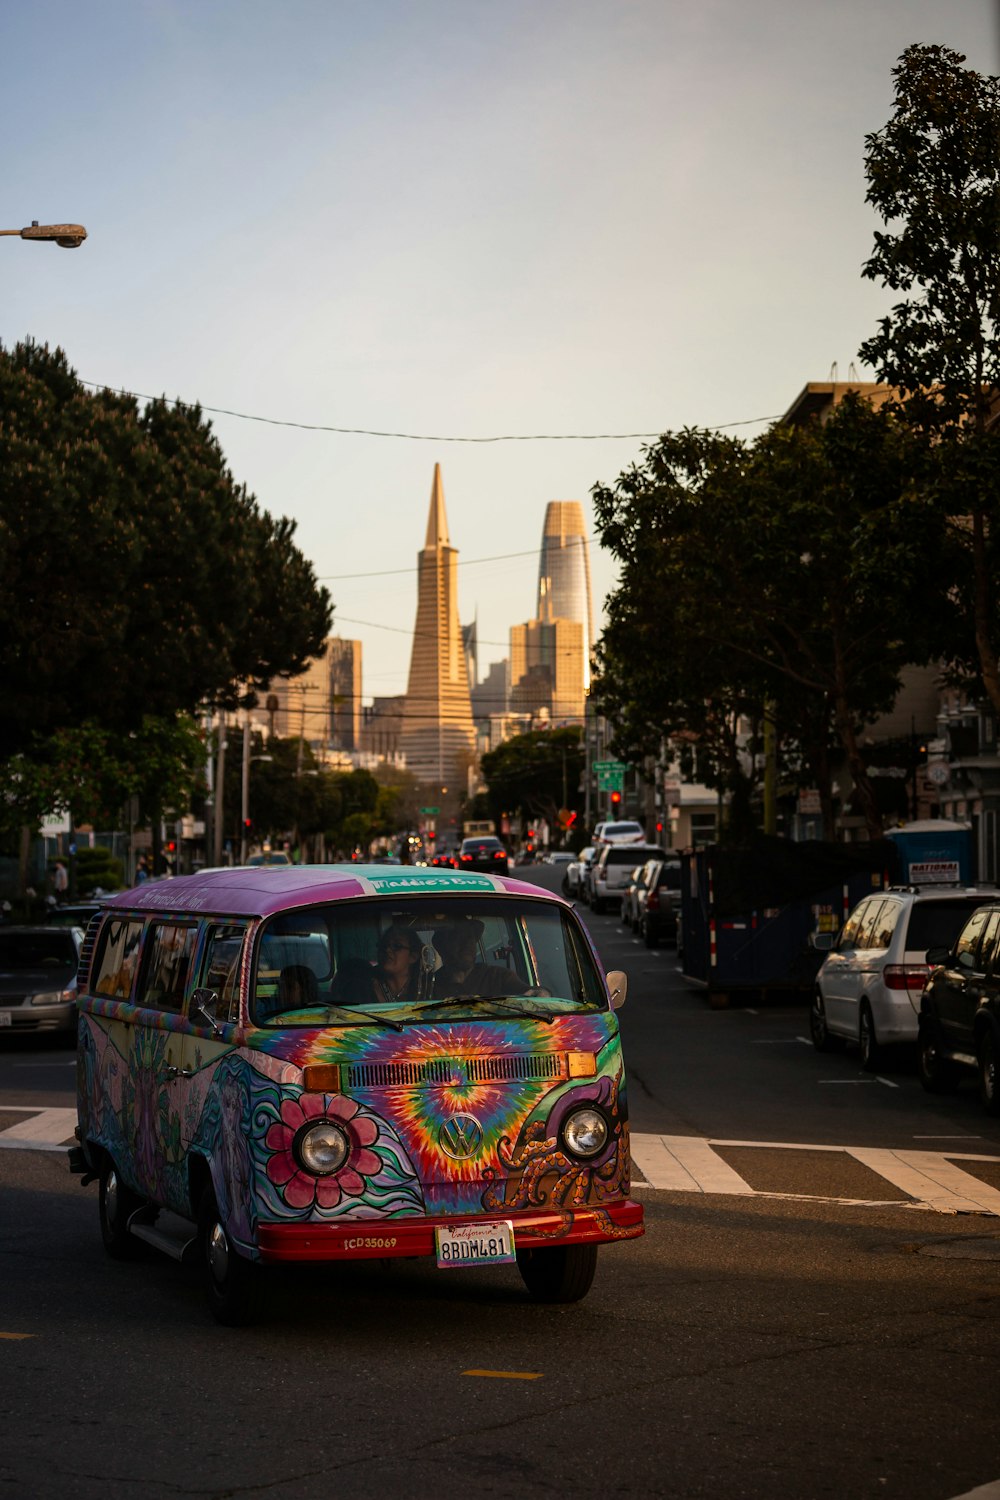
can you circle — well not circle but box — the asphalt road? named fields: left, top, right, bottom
left=2, top=868, right=1000, bottom=1500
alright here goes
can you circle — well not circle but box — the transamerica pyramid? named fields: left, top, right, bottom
left=400, top=464, right=476, bottom=796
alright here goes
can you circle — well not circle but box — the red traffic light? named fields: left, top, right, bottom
left=610, top=791, right=621, bottom=806
left=166, top=841, right=176, bottom=853
left=243, top=818, right=253, bottom=831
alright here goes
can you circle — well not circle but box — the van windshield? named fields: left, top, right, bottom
left=252, top=897, right=607, bottom=1027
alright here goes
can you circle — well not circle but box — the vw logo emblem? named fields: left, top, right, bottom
left=438, top=1113, right=484, bottom=1160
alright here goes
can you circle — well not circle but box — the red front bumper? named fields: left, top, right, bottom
left=257, top=1199, right=644, bottom=1263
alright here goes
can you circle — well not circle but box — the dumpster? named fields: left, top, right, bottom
left=680, top=835, right=901, bottom=1005
left=883, top=820, right=973, bottom=886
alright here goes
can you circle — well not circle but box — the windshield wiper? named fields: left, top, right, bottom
left=321, top=1003, right=404, bottom=1033
left=408, top=993, right=556, bottom=1025
left=263, top=1004, right=403, bottom=1033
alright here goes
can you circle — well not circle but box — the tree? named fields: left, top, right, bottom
left=592, top=401, right=943, bottom=839
left=479, top=727, right=584, bottom=834
left=860, top=44, right=1000, bottom=711
left=0, top=341, right=332, bottom=761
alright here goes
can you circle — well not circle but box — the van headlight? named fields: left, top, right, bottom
left=561, top=1106, right=609, bottom=1159
left=296, top=1121, right=350, bottom=1176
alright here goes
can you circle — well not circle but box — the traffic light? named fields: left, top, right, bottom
left=243, top=817, right=253, bottom=832
left=610, top=791, right=621, bottom=808
left=166, top=841, right=176, bottom=854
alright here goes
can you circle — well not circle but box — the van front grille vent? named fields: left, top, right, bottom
left=342, top=1052, right=569, bottom=1090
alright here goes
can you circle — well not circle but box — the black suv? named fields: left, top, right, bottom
left=919, top=901, right=1000, bottom=1113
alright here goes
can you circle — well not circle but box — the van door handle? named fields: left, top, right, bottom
left=164, top=1065, right=193, bottom=1079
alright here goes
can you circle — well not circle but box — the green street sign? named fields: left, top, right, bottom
left=419, top=806, right=440, bottom=815
left=594, top=759, right=627, bottom=792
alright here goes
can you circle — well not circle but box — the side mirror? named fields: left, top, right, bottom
left=191, top=986, right=225, bottom=1035
left=810, top=932, right=835, bottom=952
left=606, top=969, right=628, bottom=1011
left=958, top=950, right=977, bottom=971
left=925, top=947, right=950, bottom=968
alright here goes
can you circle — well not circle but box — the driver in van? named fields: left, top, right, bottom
left=432, top=919, right=530, bottom=999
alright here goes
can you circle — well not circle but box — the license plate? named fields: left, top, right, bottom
left=0, top=1011, right=10, bottom=1027
left=435, top=1220, right=515, bottom=1269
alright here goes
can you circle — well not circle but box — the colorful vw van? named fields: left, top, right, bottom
left=71, top=866, right=643, bottom=1322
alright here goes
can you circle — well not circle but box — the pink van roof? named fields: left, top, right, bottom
left=103, top=865, right=559, bottom=920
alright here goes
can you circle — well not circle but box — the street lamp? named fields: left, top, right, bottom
left=0, top=220, right=87, bottom=248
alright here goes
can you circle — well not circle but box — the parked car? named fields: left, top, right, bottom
left=578, top=846, right=601, bottom=906
left=590, top=844, right=667, bottom=914
left=0, top=924, right=83, bottom=1036
left=639, top=858, right=683, bottom=948
left=546, top=852, right=575, bottom=866
left=562, top=847, right=594, bottom=898
left=594, top=820, right=646, bottom=846
left=811, top=885, right=997, bottom=1069
left=619, top=864, right=647, bottom=929
left=46, top=900, right=105, bottom=927
left=458, top=836, right=509, bottom=875
left=919, top=901, right=1000, bottom=1111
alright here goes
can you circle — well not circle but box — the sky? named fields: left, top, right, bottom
left=4, top=1, right=999, bottom=702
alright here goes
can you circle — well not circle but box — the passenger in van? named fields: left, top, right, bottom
left=265, top=964, right=319, bottom=1019
left=432, top=920, right=530, bottom=999
left=371, top=925, right=423, bottom=1003
left=329, top=925, right=424, bottom=1007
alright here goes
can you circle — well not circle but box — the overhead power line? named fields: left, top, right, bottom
left=78, top=378, right=781, bottom=444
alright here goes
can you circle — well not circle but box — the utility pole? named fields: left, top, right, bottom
left=213, top=717, right=227, bottom=867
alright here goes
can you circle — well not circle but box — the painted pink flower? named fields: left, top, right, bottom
left=265, top=1093, right=380, bottom=1211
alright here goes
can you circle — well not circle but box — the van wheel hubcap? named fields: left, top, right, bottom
left=207, top=1221, right=230, bottom=1283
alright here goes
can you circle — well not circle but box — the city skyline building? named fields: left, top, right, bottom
left=536, top=500, right=594, bottom=690
left=327, top=636, right=363, bottom=751
left=401, top=464, right=477, bottom=796
left=510, top=616, right=585, bottom=721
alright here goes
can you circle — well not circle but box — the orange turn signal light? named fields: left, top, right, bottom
left=567, top=1051, right=597, bottom=1078
left=302, top=1063, right=342, bottom=1093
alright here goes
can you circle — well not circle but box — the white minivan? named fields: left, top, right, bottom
left=811, top=885, right=996, bottom=1068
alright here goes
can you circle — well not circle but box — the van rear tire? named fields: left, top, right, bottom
left=516, top=1242, right=598, bottom=1303
left=99, top=1157, right=148, bottom=1260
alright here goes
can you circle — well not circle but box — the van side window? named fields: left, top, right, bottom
left=840, top=902, right=868, bottom=950
left=872, top=900, right=901, bottom=949
left=199, top=923, right=247, bottom=1024
left=138, top=923, right=199, bottom=1013
left=92, top=918, right=145, bottom=1000
left=855, top=900, right=888, bottom=951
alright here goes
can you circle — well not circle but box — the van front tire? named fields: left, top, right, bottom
left=516, top=1242, right=598, bottom=1303
left=200, top=1189, right=259, bottom=1326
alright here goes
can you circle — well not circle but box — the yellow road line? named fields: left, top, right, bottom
left=463, top=1369, right=542, bottom=1380
left=0, top=1333, right=34, bottom=1340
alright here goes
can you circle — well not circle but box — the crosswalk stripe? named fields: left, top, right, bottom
left=630, top=1132, right=1000, bottom=1216
left=846, top=1147, right=1000, bottom=1215
left=630, top=1134, right=755, bottom=1195
left=0, top=1107, right=76, bottom=1151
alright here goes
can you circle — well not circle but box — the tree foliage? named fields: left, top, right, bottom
left=479, top=727, right=584, bottom=832
left=0, top=341, right=332, bottom=762
left=0, top=715, right=206, bottom=848
left=592, top=400, right=943, bottom=837
left=860, top=44, right=1000, bottom=712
